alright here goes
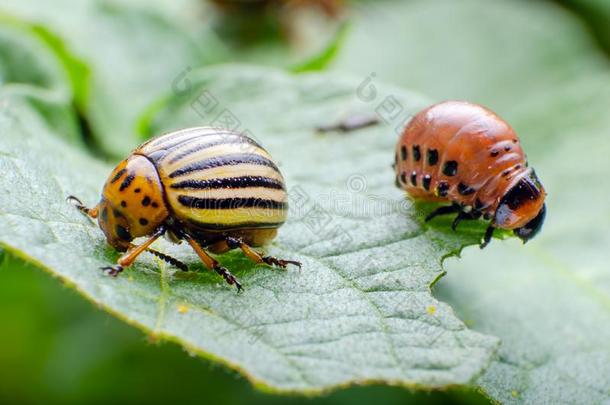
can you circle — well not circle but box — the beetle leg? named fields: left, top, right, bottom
left=225, top=237, right=302, bottom=270
left=67, top=195, right=98, bottom=219
left=185, top=236, right=242, bottom=292
left=101, top=227, right=165, bottom=277
left=480, top=225, right=495, bottom=249
left=425, top=204, right=460, bottom=222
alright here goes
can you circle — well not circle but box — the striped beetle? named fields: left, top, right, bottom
left=69, top=127, right=300, bottom=290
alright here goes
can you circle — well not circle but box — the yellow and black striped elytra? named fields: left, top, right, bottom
left=68, top=127, right=300, bottom=290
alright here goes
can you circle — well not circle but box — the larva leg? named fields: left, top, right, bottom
left=185, top=236, right=242, bottom=291
left=480, top=225, right=495, bottom=249
left=101, top=227, right=165, bottom=277
left=425, top=204, right=460, bottom=222
left=451, top=210, right=481, bottom=231
left=225, top=237, right=302, bottom=270
left=67, top=195, right=98, bottom=219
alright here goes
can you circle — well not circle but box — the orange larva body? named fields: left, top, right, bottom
left=395, top=101, right=547, bottom=246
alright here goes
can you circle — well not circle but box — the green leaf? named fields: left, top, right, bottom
left=0, top=62, right=499, bottom=392
left=332, top=0, right=610, bottom=403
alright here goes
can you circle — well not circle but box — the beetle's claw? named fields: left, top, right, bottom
left=263, top=256, right=302, bottom=269
left=101, top=265, right=124, bottom=277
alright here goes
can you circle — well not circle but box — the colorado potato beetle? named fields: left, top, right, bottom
left=69, top=127, right=300, bottom=290
left=394, top=101, right=547, bottom=248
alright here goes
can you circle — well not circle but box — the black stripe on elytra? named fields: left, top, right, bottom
left=178, top=195, right=287, bottom=210
left=171, top=176, right=285, bottom=190
left=110, top=168, right=127, bottom=184
left=119, top=173, right=135, bottom=191
left=186, top=218, right=284, bottom=231
left=169, top=154, right=280, bottom=178
left=166, top=135, right=262, bottom=164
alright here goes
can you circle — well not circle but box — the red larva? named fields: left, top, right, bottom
left=394, top=101, right=546, bottom=248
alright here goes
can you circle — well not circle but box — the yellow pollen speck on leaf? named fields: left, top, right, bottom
left=511, top=390, right=519, bottom=398
left=427, top=305, right=436, bottom=315
left=177, top=304, right=189, bottom=314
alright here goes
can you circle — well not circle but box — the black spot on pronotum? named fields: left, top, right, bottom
left=412, top=145, right=421, bottom=161
left=427, top=149, right=438, bottom=166
left=458, top=182, right=476, bottom=196
left=151, top=202, right=159, bottom=208
left=134, top=188, right=141, bottom=193
left=504, top=145, right=512, bottom=152
left=400, top=171, right=407, bottom=184
left=139, top=218, right=149, bottom=226
left=115, top=225, right=132, bottom=241
left=437, top=181, right=449, bottom=197
left=410, top=171, right=417, bottom=186
left=422, top=174, right=431, bottom=191
left=120, top=201, right=127, bottom=208
left=442, top=161, right=458, bottom=176
left=110, top=168, right=127, bottom=184
left=119, top=173, right=135, bottom=191
left=490, top=150, right=500, bottom=157
left=502, top=169, right=511, bottom=177
left=142, top=196, right=151, bottom=206
left=401, top=145, right=408, bottom=160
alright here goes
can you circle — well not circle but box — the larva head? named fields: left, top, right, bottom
left=494, top=169, right=546, bottom=243
left=97, top=155, right=169, bottom=251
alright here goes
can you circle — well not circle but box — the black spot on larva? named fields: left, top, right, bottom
left=437, top=181, right=449, bottom=197
left=120, top=201, right=127, bottom=208
left=502, top=169, right=511, bottom=177
left=115, top=225, right=132, bottom=241
left=401, top=145, right=408, bottom=160
left=490, top=150, right=500, bottom=157
left=151, top=202, right=159, bottom=208
left=475, top=199, right=484, bottom=210
left=412, top=145, right=421, bottom=161
left=458, top=182, right=476, bottom=195
left=515, top=164, right=522, bottom=170
left=139, top=218, right=149, bottom=226
left=134, top=188, right=141, bottom=193
left=422, top=174, right=431, bottom=191
left=512, top=139, right=518, bottom=143
left=504, top=145, right=512, bottom=152
left=142, top=196, right=151, bottom=207
left=442, top=161, right=458, bottom=176
left=427, top=149, right=438, bottom=166
left=400, top=171, right=407, bottom=184
left=410, top=171, right=417, bottom=186
left=113, top=209, right=123, bottom=219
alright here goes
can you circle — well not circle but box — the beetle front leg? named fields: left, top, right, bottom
left=67, top=195, right=99, bottom=219
left=101, top=227, right=165, bottom=277
left=225, top=237, right=302, bottom=270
